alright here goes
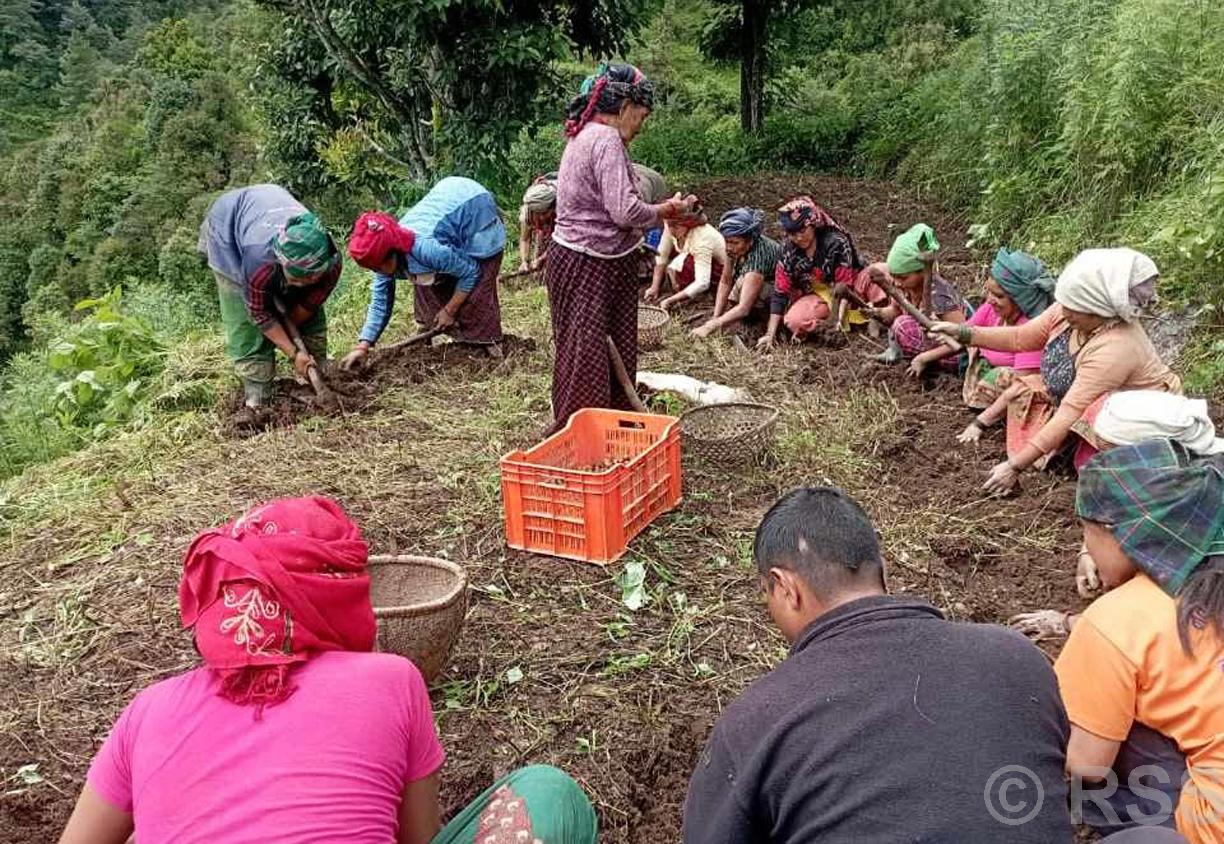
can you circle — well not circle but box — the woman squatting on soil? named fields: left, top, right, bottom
left=545, top=62, right=694, bottom=429
left=692, top=206, right=782, bottom=338
left=911, top=248, right=1055, bottom=442
left=644, top=204, right=727, bottom=310
left=198, top=184, right=343, bottom=428
left=757, top=197, right=866, bottom=351
left=58, top=497, right=597, bottom=844
left=340, top=176, right=507, bottom=372
left=1012, top=440, right=1224, bottom=844
left=929, top=247, right=1180, bottom=496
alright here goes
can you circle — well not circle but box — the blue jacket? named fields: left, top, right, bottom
left=359, top=177, right=506, bottom=344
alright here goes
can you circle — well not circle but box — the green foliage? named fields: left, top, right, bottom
left=46, top=287, right=165, bottom=430
left=254, top=0, right=655, bottom=195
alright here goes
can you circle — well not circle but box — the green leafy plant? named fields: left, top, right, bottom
left=47, top=288, right=165, bottom=433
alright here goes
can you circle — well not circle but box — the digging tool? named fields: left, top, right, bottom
left=872, top=274, right=964, bottom=352
left=606, top=336, right=649, bottom=413
left=378, top=327, right=444, bottom=355
left=272, top=296, right=335, bottom=402
left=499, top=265, right=539, bottom=284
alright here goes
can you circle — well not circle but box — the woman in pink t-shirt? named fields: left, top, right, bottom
left=59, top=497, right=596, bottom=844
left=909, top=248, right=1055, bottom=443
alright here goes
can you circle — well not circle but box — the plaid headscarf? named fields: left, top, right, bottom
left=1077, top=439, right=1224, bottom=595
left=565, top=63, right=655, bottom=138
left=272, top=212, right=336, bottom=280
left=991, top=248, right=1056, bottom=318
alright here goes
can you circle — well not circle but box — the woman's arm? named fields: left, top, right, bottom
left=397, top=773, right=441, bottom=844
left=959, top=307, right=1056, bottom=352
left=712, top=262, right=734, bottom=318
left=676, top=230, right=718, bottom=299
left=1067, top=725, right=1123, bottom=782
left=358, top=273, right=398, bottom=346
left=58, top=784, right=134, bottom=844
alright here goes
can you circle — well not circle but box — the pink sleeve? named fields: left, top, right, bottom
left=402, top=663, right=445, bottom=782
left=86, top=700, right=139, bottom=812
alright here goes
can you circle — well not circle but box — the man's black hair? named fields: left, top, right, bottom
left=754, top=486, right=885, bottom=598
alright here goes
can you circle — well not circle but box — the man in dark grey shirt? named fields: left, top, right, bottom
left=682, top=487, right=1073, bottom=843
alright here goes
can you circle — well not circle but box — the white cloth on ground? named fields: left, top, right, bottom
left=636, top=372, right=751, bottom=406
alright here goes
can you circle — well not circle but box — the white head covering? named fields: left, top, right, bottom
left=1053, top=247, right=1159, bottom=322
left=522, top=182, right=557, bottom=213
left=1095, top=391, right=1224, bottom=455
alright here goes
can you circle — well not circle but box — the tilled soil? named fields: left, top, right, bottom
left=2, top=174, right=1097, bottom=843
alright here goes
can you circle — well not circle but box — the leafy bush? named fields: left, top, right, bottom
left=45, top=288, right=165, bottom=432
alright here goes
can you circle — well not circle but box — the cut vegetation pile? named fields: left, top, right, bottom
left=2, top=175, right=1093, bottom=842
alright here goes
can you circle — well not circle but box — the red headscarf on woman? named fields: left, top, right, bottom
left=348, top=211, right=416, bottom=270
left=179, top=496, right=376, bottom=710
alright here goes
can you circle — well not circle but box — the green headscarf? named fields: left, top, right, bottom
left=272, top=212, right=334, bottom=279
left=990, top=248, right=1056, bottom=318
left=886, top=224, right=940, bottom=275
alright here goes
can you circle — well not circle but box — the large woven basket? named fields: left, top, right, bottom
left=367, top=554, right=468, bottom=683
left=680, top=402, right=780, bottom=466
left=638, top=304, right=670, bottom=350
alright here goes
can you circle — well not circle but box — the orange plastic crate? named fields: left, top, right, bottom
left=501, top=409, right=682, bottom=565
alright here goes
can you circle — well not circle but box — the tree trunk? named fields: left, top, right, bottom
left=740, top=0, right=768, bottom=133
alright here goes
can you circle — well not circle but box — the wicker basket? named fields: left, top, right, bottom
left=680, top=402, right=780, bottom=466
left=638, top=304, right=670, bottom=351
left=367, top=554, right=468, bottom=682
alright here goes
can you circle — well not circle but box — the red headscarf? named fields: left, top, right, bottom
left=348, top=211, right=416, bottom=270
left=179, top=496, right=376, bottom=710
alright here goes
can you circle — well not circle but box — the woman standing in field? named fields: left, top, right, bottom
left=545, top=62, right=691, bottom=428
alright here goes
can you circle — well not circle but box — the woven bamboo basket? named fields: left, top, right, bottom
left=680, top=402, right=780, bottom=466
left=367, top=554, right=468, bottom=683
left=638, top=304, right=670, bottom=350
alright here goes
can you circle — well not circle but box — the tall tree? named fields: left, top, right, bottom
left=256, top=0, right=651, bottom=188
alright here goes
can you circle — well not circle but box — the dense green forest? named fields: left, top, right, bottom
left=0, top=0, right=1221, bottom=478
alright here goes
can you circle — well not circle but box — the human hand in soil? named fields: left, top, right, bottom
left=643, top=285, right=661, bottom=304
left=292, top=350, right=316, bottom=380
left=983, top=459, right=1020, bottom=494
left=1076, top=549, right=1101, bottom=597
left=908, top=355, right=930, bottom=378
left=957, top=422, right=983, bottom=444
left=339, top=345, right=369, bottom=372
left=691, top=320, right=717, bottom=339
left=433, top=308, right=457, bottom=331
left=756, top=333, right=776, bottom=353
left=1009, top=609, right=1071, bottom=640
left=519, top=259, right=531, bottom=273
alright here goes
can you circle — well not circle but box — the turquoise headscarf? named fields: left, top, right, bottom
left=990, top=248, right=1056, bottom=318
left=886, top=224, right=940, bottom=275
